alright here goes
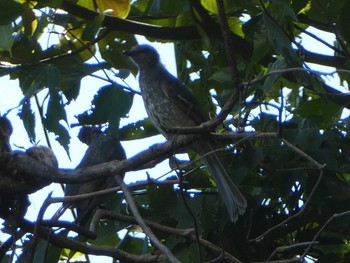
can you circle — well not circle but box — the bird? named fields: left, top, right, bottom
left=64, top=127, right=126, bottom=224
left=123, top=44, right=247, bottom=222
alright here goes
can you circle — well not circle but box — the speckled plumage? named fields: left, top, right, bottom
left=124, top=44, right=246, bottom=221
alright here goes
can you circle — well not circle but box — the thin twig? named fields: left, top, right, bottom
left=243, top=67, right=350, bottom=88
left=178, top=170, right=203, bottom=262
left=301, top=210, right=350, bottom=259
left=267, top=241, right=318, bottom=261
left=216, top=0, right=238, bottom=84
left=117, top=177, right=180, bottom=263
left=90, top=209, right=194, bottom=236
left=29, top=192, right=53, bottom=262
left=49, top=178, right=180, bottom=205
left=282, top=139, right=326, bottom=169
left=90, top=209, right=242, bottom=263
left=251, top=168, right=325, bottom=242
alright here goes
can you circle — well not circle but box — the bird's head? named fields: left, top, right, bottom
left=123, top=44, right=160, bottom=69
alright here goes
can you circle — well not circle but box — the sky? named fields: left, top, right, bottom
left=0, top=23, right=344, bottom=262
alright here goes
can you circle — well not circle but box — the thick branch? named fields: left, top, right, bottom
left=60, top=1, right=199, bottom=40
left=0, top=134, right=197, bottom=185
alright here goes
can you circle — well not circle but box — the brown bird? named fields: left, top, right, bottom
left=124, top=44, right=247, bottom=221
left=64, top=127, right=126, bottom=224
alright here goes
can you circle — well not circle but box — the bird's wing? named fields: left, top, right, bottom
left=161, top=74, right=209, bottom=124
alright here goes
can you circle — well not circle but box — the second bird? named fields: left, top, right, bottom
left=124, top=44, right=247, bottom=222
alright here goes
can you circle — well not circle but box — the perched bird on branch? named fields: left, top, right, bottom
left=0, top=116, right=58, bottom=220
left=64, top=127, right=126, bottom=224
left=124, top=44, right=246, bottom=222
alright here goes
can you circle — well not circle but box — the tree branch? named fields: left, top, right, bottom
left=60, top=1, right=199, bottom=41
left=19, top=219, right=164, bottom=262
left=117, top=177, right=180, bottom=263
left=90, top=209, right=242, bottom=263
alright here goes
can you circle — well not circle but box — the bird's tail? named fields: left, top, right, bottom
left=193, top=141, right=247, bottom=222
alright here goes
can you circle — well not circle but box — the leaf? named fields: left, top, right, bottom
left=147, top=0, right=189, bottom=17
left=76, top=84, right=134, bottom=133
left=21, top=7, right=38, bottom=36
left=32, top=240, right=62, bottom=263
left=38, top=0, right=63, bottom=8
left=209, top=67, right=231, bottom=83
left=263, top=13, right=301, bottom=67
left=118, top=234, right=149, bottom=254
left=81, top=13, right=104, bottom=41
left=338, top=1, right=350, bottom=42
left=11, top=32, right=42, bottom=60
left=147, top=184, right=177, bottom=212
left=93, top=219, right=121, bottom=246
left=297, top=98, right=342, bottom=129
left=262, top=57, right=287, bottom=92
left=0, top=0, right=24, bottom=25
left=227, top=16, right=244, bottom=37
left=44, top=87, right=70, bottom=154
left=251, top=32, right=271, bottom=66
left=119, top=118, right=159, bottom=140
left=45, top=65, right=61, bottom=90
left=0, top=24, right=15, bottom=52
left=77, top=0, right=131, bottom=18
left=96, top=0, right=131, bottom=18
left=98, top=30, right=138, bottom=74
left=200, top=0, right=235, bottom=14
left=18, top=99, right=36, bottom=143
left=59, top=62, right=111, bottom=101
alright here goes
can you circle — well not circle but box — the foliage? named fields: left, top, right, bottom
left=0, top=0, right=350, bottom=262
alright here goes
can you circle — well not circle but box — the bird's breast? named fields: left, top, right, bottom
left=139, top=75, right=197, bottom=138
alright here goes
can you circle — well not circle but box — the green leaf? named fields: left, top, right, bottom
left=119, top=118, right=159, bottom=140
left=77, top=84, right=134, bottom=132
left=147, top=184, right=177, bottom=212
left=200, top=0, right=235, bottom=14
left=98, top=30, right=138, bottom=75
left=0, top=24, right=14, bottom=52
left=338, top=1, right=350, bottom=42
left=44, top=87, right=70, bottom=154
left=262, top=57, right=287, bottom=92
left=228, top=16, right=244, bottom=37
left=18, top=99, right=36, bottom=143
left=38, top=0, right=63, bottom=8
left=81, top=13, right=104, bottom=41
left=118, top=234, right=150, bottom=254
left=21, top=7, right=38, bottom=37
left=148, top=0, right=189, bottom=17
left=59, top=62, right=111, bottom=101
left=297, top=98, right=342, bottom=129
left=267, top=0, right=297, bottom=24
left=0, top=0, right=24, bottom=25
left=45, top=65, right=61, bottom=90
left=93, top=219, right=121, bottom=246
left=47, top=86, right=66, bottom=121
left=11, top=32, right=42, bottom=60
left=32, top=240, right=62, bottom=263
left=263, top=13, right=301, bottom=67
left=251, top=32, right=271, bottom=66
left=78, top=0, right=131, bottom=18
left=263, top=13, right=290, bottom=55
